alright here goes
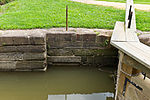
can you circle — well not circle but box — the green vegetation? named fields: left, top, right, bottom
left=0, top=0, right=13, bottom=5
left=96, top=0, right=150, bottom=5
left=0, top=0, right=149, bottom=31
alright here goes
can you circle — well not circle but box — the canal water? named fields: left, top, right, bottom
left=0, top=66, right=115, bottom=100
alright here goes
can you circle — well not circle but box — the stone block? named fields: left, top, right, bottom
left=46, top=31, right=76, bottom=42
left=81, top=56, right=87, bottom=65
left=139, top=34, right=150, bottom=46
left=76, top=33, right=83, bottom=41
left=83, top=42, right=101, bottom=48
left=0, top=52, right=46, bottom=61
left=94, top=56, right=118, bottom=65
left=73, top=49, right=93, bottom=56
left=0, top=61, right=17, bottom=70
left=16, top=61, right=46, bottom=69
left=0, top=30, right=45, bottom=45
left=47, top=41, right=83, bottom=49
left=87, top=56, right=95, bottom=65
left=47, top=56, right=81, bottom=63
left=47, top=49, right=74, bottom=56
left=96, top=34, right=111, bottom=47
left=0, top=61, right=46, bottom=71
left=73, top=48, right=118, bottom=56
left=0, top=45, right=46, bottom=53
left=83, top=33, right=96, bottom=42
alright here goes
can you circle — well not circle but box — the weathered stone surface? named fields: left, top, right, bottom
left=46, top=31, right=76, bottom=42
left=73, top=56, right=118, bottom=66
left=139, top=34, right=150, bottom=46
left=73, top=48, right=117, bottom=56
left=16, top=61, right=46, bottom=69
left=47, top=49, right=74, bottom=56
left=0, top=61, right=17, bottom=70
left=0, top=45, right=46, bottom=53
left=82, top=33, right=96, bottom=42
left=82, top=42, right=103, bottom=48
left=0, top=30, right=46, bottom=45
left=94, top=56, right=118, bottom=65
left=96, top=34, right=111, bottom=43
left=76, top=33, right=83, bottom=41
left=0, top=61, right=46, bottom=71
left=87, top=56, right=95, bottom=65
left=47, top=56, right=81, bottom=63
left=81, top=56, right=87, bottom=65
left=47, top=48, right=117, bottom=56
left=0, top=28, right=119, bottom=71
left=0, top=52, right=46, bottom=61
left=47, top=41, right=83, bottom=49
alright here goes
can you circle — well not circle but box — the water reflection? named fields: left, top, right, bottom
left=48, top=93, right=114, bottom=100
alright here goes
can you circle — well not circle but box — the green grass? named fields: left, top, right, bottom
left=0, top=0, right=14, bottom=5
left=96, top=0, right=150, bottom=5
left=0, top=0, right=149, bottom=31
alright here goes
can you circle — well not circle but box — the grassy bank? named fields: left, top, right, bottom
left=0, top=0, right=149, bottom=31
left=96, top=0, right=150, bottom=5
left=0, top=0, right=13, bottom=5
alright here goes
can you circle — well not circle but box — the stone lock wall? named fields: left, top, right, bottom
left=0, top=28, right=149, bottom=71
left=0, top=28, right=128, bottom=71
left=0, top=30, right=47, bottom=71
left=46, top=30, right=118, bottom=66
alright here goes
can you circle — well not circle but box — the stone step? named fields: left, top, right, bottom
left=0, top=45, right=46, bottom=53
left=0, top=52, right=46, bottom=61
left=0, top=61, right=47, bottom=71
left=47, top=48, right=117, bottom=56
left=0, top=30, right=46, bottom=45
left=47, top=56, right=81, bottom=63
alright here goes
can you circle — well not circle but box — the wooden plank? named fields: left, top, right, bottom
left=0, top=52, right=46, bottom=61
left=111, top=21, right=126, bottom=42
left=126, top=29, right=139, bottom=42
left=111, top=41, right=150, bottom=69
left=0, top=45, right=46, bottom=53
left=125, top=0, right=139, bottom=42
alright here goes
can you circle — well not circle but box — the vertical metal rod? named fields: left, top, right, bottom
left=66, top=5, right=68, bottom=31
